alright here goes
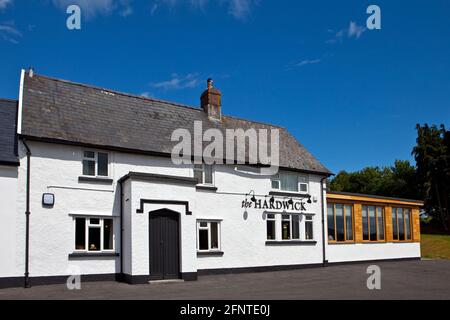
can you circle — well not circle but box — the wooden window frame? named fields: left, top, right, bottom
left=361, top=204, right=386, bottom=243
left=327, top=202, right=355, bottom=244
left=391, top=207, right=413, bottom=242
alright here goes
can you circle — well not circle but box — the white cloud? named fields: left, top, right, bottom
left=0, top=0, right=12, bottom=10
left=52, top=0, right=114, bottom=17
left=150, top=73, right=201, bottom=91
left=327, top=21, right=366, bottom=44
left=296, top=59, right=321, bottom=67
left=140, top=92, right=153, bottom=98
left=0, top=21, right=22, bottom=44
left=228, top=0, right=253, bottom=20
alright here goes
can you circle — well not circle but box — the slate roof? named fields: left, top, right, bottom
left=20, top=72, right=331, bottom=175
left=0, top=99, right=19, bottom=165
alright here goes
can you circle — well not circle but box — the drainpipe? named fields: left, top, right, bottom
left=119, top=180, right=124, bottom=281
left=22, top=139, right=31, bottom=288
left=320, top=176, right=328, bottom=267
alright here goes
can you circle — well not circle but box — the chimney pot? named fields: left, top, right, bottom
left=201, top=78, right=222, bottom=121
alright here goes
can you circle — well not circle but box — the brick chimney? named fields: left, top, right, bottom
left=201, top=78, right=221, bottom=121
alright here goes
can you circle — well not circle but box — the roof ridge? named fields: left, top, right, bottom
left=0, top=98, right=18, bottom=103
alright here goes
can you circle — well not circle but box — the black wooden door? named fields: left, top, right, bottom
left=149, top=210, right=180, bottom=280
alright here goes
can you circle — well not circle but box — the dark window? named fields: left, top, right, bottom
left=362, top=206, right=369, bottom=241
left=266, top=214, right=276, bottom=240
left=88, top=228, right=101, bottom=251
left=369, top=206, right=377, bottom=241
left=336, top=204, right=345, bottom=241
left=305, top=216, right=314, bottom=240
left=83, top=159, right=95, bottom=176
left=103, top=219, right=113, bottom=250
left=199, top=229, right=209, bottom=250
left=392, top=208, right=411, bottom=241
left=327, top=204, right=335, bottom=241
left=345, top=205, right=353, bottom=240
left=292, top=215, right=300, bottom=239
left=194, top=164, right=213, bottom=185
left=82, top=151, right=108, bottom=177
left=377, top=207, right=384, bottom=241
left=197, top=221, right=221, bottom=251
left=75, top=218, right=86, bottom=250
left=282, top=215, right=291, bottom=240
left=363, top=205, right=385, bottom=242
left=97, top=153, right=108, bottom=176
left=210, top=222, right=219, bottom=249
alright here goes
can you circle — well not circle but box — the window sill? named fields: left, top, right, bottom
left=197, top=251, right=224, bottom=257
left=78, top=176, right=113, bottom=184
left=265, top=240, right=317, bottom=246
left=68, top=252, right=119, bottom=258
left=196, top=185, right=218, bottom=192
left=269, top=191, right=309, bottom=197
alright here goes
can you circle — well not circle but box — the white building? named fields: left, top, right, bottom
left=0, top=70, right=422, bottom=288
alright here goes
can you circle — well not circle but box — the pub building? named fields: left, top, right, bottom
left=0, top=70, right=423, bottom=287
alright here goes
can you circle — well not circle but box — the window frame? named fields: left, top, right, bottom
left=271, top=172, right=309, bottom=194
left=305, top=215, right=314, bottom=240
left=82, top=150, right=110, bottom=178
left=194, top=164, right=214, bottom=186
left=74, top=216, right=115, bottom=253
left=196, top=220, right=221, bottom=252
left=392, top=207, right=413, bottom=242
left=361, top=205, right=386, bottom=243
left=266, top=213, right=276, bottom=240
left=327, top=202, right=355, bottom=244
left=281, top=214, right=301, bottom=241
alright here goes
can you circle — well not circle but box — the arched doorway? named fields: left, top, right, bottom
left=148, top=209, right=180, bottom=280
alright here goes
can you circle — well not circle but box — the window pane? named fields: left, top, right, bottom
left=327, top=204, right=335, bottom=241
left=377, top=207, right=384, bottom=240
left=267, top=220, right=275, bottom=240
left=194, top=169, right=203, bottom=184
left=84, top=151, right=95, bottom=158
left=369, top=206, right=377, bottom=241
left=210, top=222, right=219, bottom=249
left=75, top=218, right=86, bottom=250
left=88, top=227, right=101, bottom=251
left=282, top=219, right=291, bottom=240
left=336, top=204, right=345, bottom=241
left=199, top=221, right=207, bottom=228
left=199, top=229, right=209, bottom=250
left=267, top=214, right=275, bottom=220
left=292, top=215, right=300, bottom=239
left=281, top=174, right=298, bottom=192
left=405, top=209, right=411, bottom=240
left=392, top=209, right=398, bottom=240
left=90, top=218, right=100, bottom=225
left=305, top=221, right=313, bottom=240
left=363, top=206, right=369, bottom=241
left=345, top=205, right=353, bottom=241
left=398, top=208, right=405, bottom=240
left=103, top=219, right=113, bottom=250
left=83, top=160, right=95, bottom=176
left=204, top=165, right=213, bottom=184
left=271, top=179, right=280, bottom=189
left=97, top=153, right=108, bottom=176
left=299, top=183, right=308, bottom=192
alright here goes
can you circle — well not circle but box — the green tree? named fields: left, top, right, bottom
left=412, top=124, right=450, bottom=233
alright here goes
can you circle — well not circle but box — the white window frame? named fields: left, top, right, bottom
left=196, top=220, right=221, bottom=252
left=194, top=164, right=214, bottom=186
left=304, top=214, right=314, bottom=240
left=82, top=150, right=110, bottom=178
left=281, top=214, right=301, bottom=241
left=74, top=217, right=115, bottom=253
left=271, top=172, right=309, bottom=194
left=266, top=213, right=276, bottom=240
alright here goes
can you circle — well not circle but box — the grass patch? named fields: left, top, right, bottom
left=421, top=234, right=450, bottom=259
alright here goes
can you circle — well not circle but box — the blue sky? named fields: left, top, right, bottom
left=1, top=0, right=449, bottom=174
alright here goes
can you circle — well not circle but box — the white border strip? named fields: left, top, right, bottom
left=17, top=69, right=25, bottom=135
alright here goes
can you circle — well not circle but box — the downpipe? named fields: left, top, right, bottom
left=22, top=139, right=31, bottom=288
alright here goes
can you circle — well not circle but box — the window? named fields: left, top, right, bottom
left=266, top=214, right=276, bottom=240
left=327, top=203, right=354, bottom=242
left=392, top=208, right=412, bottom=241
left=194, top=164, right=213, bottom=185
left=74, top=217, right=114, bottom=252
left=82, top=151, right=109, bottom=177
left=362, top=206, right=385, bottom=242
left=271, top=173, right=308, bottom=193
left=305, top=215, right=314, bottom=240
left=281, top=214, right=300, bottom=240
left=197, top=221, right=221, bottom=251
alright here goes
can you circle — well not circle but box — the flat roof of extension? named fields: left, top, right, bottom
left=327, top=191, right=424, bottom=207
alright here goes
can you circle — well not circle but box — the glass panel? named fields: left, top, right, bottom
left=194, top=169, right=203, bottom=184
left=84, top=151, right=95, bottom=158
left=292, top=215, right=300, bottom=239
left=281, top=174, right=298, bottom=192
left=103, top=219, right=113, bottom=250
left=369, top=206, right=377, bottom=241
left=83, top=160, right=95, bottom=176
left=377, top=207, right=384, bottom=240
left=204, top=165, right=213, bottom=184
left=282, top=216, right=291, bottom=240
left=210, top=222, right=219, bottom=249
left=405, top=209, right=411, bottom=240
left=90, top=218, right=100, bottom=225
left=305, top=220, right=313, bottom=240
left=267, top=214, right=275, bottom=219
left=75, top=218, right=85, bottom=250
left=336, top=204, right=345, bottom=241
left=392, top=209, right=398, bottom=240
left=199, top=229, right=209, bottom=250
left=345, top=205, right=353, bottom=241
left=299, top=183, right=308, bottom=192
left=97, top=153, right=108, bottom=176
left=398, top=208, right=405, bottom=240
left=88, top=227, right=101, bottom=251
left=271, top=179, right=280, bottom=189
left=327, top=204, right=335, bottom=241
left=362, top=206, right=369, bottom=241
left=267, top=220, right=276, bottom=240
left=199, top=221, right=207, bottom=228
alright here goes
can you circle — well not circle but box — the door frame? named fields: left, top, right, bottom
left=148, top=208, right=182, bottom=280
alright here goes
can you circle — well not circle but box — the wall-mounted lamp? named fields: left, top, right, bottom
left=42, top=193, right=55, bottom=207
